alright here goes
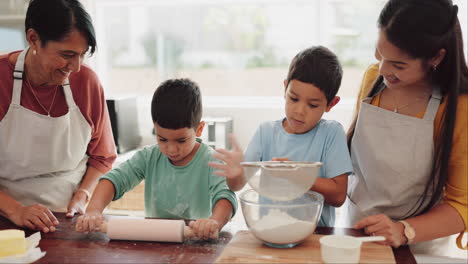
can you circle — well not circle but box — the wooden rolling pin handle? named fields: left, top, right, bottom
left=183, top=225, right=219, bottom=240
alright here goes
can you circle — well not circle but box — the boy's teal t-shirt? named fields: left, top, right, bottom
left=244, top=118, right=353, bottom=227
left=101, top=141, right=237, bottom=219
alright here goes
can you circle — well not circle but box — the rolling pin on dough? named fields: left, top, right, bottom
left=99, top=218, right=218, bottom=242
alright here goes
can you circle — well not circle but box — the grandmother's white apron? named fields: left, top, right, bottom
left=0, top=48, right=92, bottom=212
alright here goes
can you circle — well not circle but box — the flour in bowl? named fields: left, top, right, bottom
left=250, top=209, right=316, bottom=244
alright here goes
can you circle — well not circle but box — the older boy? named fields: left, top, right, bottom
left=210, top=46, right=352, bottom=227
left=76, top=79, right=237, bottom=239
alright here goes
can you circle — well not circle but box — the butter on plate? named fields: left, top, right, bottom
left=0, top=230, right=45, bottom=263
left=0, top=229, right=26, bottom=257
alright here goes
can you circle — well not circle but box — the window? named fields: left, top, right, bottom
left=86, top=0, right=467, bottom=148
left=86, top=0, right=397, bottom=142
left=89, top=0, right=390, bottom=100
left=0, top=0, right=29, bottom=53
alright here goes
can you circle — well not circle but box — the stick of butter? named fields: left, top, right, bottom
left=0, top=229, right=26, bottom=257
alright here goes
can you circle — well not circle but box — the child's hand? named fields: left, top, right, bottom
left=188, top=218, right=219, bottom=240
left=208, top=135, right=244, bottom=180
left=75, top=212, right=105, bottom=233
left=272, top=157, right=290, bottom=161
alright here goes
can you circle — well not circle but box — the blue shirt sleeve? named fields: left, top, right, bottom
left=244, top=125, right=263, bottom=162
left=321, top=123, right=353, bottom=179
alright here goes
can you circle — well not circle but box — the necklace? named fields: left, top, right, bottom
left=390, top=89, right=430, bottom=113
left=25, top=75, right=59, bottom=117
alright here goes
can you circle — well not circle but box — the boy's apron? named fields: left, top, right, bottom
left=0, top=47, right=92, bottom=212
left=344, top=85, right=458, bottom=256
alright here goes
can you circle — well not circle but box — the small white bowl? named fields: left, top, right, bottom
left=320, top=235, right=386, bottom=263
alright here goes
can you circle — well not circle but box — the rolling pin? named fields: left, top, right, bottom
left=99, top=218, right=218, bottom=242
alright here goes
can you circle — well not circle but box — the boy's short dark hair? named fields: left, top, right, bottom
left=286, top=46, right=343, bottom=104
left=151, top=78, right=202, bottom=129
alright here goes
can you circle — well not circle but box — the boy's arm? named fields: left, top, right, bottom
left=316, top=122, right=353, bottom=207
left=189, top=164, right=236, bottom=239
left=226, top=173, right=245, bottom=192
left=86, top=179, right=116, bottom=214
left=75, top=148, right=149, bottom=232
left=210, top=198, right=234, bottom=229
left=75, top=179, right=115, bottom=233
left=208, top=161, right=238, bottom=218
left=189, top=198, right=233, bottom=240
left=311, top=173, right=348, bottom=207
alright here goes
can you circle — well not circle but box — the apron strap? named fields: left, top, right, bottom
left=62, top=82, right=77, bottom=108
left=423, top=88, right=442, bottom=121
left=11, top=48, right=29, bottom=106
left=456, top=232, right=468, bottom=250
left=12, top=47, right=77, bottom=109
left=364, top=82, right=442, bottom=122
left=373, top=82, right=386, bottom=96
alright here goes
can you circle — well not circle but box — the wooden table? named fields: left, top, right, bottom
left=0, top=213, right=416, bottom=263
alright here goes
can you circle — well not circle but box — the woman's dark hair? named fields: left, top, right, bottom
left=25, top=0, right=97, bottom=54
left=348, top=0, right=468, bottom=219
left=151, top=78, right=202, bottom=130
left=286, top=46, right=343, bottom=104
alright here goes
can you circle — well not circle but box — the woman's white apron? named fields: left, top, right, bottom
left=344, top=86, right=461, bottom=256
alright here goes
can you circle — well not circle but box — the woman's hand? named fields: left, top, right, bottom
left=189, top=218, right=219, bottom=240
left=66, top=191, right=88, bottom=217
left=9, top=204, right=59, bottom=233
left=354, top=214, right=407, bottom=247
left=75, top=212, right=106, bottom=233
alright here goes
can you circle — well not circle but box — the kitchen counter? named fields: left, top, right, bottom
left=0, top=213, right=416, bottom=263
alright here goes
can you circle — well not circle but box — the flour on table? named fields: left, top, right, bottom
left=250, top=209, right=315, bottom=244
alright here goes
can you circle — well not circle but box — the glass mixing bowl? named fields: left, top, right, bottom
left=241, top=161, right=322, bottom=201
left=239, top=189, right=324, bottom=248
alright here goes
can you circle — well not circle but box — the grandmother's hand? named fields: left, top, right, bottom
left=10, top=204, right=59, bottom=233
left=354, top=214, right=407, bottom=247
left=66, top=191, right=87, bottom=217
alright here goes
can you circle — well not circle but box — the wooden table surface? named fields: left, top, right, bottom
left=0, top=213, right=416, bottom=263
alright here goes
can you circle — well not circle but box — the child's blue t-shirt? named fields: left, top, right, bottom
left=244, top=118, right=353, bottom=227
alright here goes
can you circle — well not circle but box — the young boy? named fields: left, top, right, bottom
left=76, top=79, right=237, bottom=239
left=210, top=46, right=352, bottom=227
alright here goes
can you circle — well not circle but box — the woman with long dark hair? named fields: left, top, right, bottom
left=346, top=0, right=467, bottom=256
left=0, top=0, right=116, bottom=232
